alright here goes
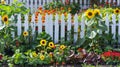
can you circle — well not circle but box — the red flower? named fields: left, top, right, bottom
left=0, top=54, right=3, bottom=60
left=102, top=51, right=112, bottom=57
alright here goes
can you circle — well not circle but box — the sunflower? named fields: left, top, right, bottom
left=40, top=55, right=45, bottom=60
left=23, top=31, right=28, bottom=37
left=85, top=9, right=95, bottom=19
left=48, top=42, right=55, bottom=48
left=2, top=15, right=8, bottom=25
left=40, top=39, right=47, bottom=46
left=114, top=8, right=120, bottom=14
left=59, top=45, right=66, bottom=50
left=94, top=9, right=100, bottom=15
left=1, top=0, right=6, bottom=4
left=32, top=52, right=38, bottom=57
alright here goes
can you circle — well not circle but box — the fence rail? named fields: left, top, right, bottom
left=3, top=0, right=120, bottom=13
left=0, top=13, right=120, bottom=44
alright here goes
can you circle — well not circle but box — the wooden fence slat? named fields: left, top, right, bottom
left=80, top=18, right=85, bottom=38
left=38, top=14, right=42, bottom=33
left=30, top=0, right=33, bottom=13
left=105, top=14, right=109, bottom=33
left=11, top=15, right=15, bottom=38
left=48, top=14, right=53, bottom=40
left=31, top=14, right=35, bottom=35
left=112, top=14, right=116, bottom=39
left=24, top=14, right=29, bottom=32
left=117, top=0, right=120, bottom=6
left=61, top=14, right=65, bottom=40
left=54, top=14, right=59, bottom=43
left=45, top=14, right=49, bottom=34
left=118, top=15, right=120, bottom=43
left=74, top=14, right=78, bottom=43
left=17, top=14, right=22, bottom=36
left=67, top=14, right=72, bottom=40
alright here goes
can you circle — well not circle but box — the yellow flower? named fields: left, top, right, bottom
left=94, top=9, right=100, bottom=15
left=1, top=0, right=6, bottom=4
left=85, top=9, right=95, bottom=19
left=48, top=42, right=55, bottom=48
left=40, top=55, right=45, bottom=60
left=23, top=31, right=28, bottom=37
left=40, top=39, right=47, bottom=46
left=59, top=45, right=66, bottom=50
left=49, top=52, right=53, bottom=57
left=2, top=15, right=8, bottom=25
left=114, top=8, right=120, bottom=14
left=32, top=52, right=38, bottom=57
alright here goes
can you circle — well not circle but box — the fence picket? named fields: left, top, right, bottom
left=80, top=18, right=85, bottom=38
left=38, top=14, right=42, bottom=33
left=17, top=14, right=22, bottom=36
left=112, top=14, right=116, bottom=39
left=61, top=14, right=65, bottom=40
left=74, top=14, right=78, bottom=43
left=24, top=14, right=29, bottom=32
left=11, top=15, right=15, bottom=38
left=118, top=15, right=120, bottom=43
left=48, top=14, right=53, bottom=40
left=30, top=0, right=33, bottom=13
left=105, top=14, right=109, bottom=33
left=31, top=14, right=35, bottom=35
left=67, top=14, right=72, bottom=40
left=54, top=14, right=59, bottom=43
left=45, top=14, right=49, bottom=34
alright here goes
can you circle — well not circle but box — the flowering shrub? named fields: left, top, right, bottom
left=102, top=50, right=120, bottom=64
left=0, top=0, right=29, bottom=54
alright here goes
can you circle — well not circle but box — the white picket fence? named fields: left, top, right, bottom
left=0, top=13, right=120, bottom=44
left=4, top=0, right=120, bottom=13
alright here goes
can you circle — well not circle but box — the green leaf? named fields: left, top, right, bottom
left=88, top=31, right=97, bottom=39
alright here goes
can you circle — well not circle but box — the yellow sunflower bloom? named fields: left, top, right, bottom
left=40, top=55, right=45, bottom=60
left=94, top=9, right=100, bottom=15
left=114, top=8, right=120, bottom=14
left=85, top=9, right=95, bottom=19
left=40, top=39, right=47, bottom=46
left=1, top=0, right=6, bottom=4
left=59, top=45, right=66, bottom=50
left=2, top=15, right=8, bottom=25
left=32, top=52, right=38, bottom=57
left=48, top=42, right=55, bottom=48
left=23, top=31, right=28, bottom=37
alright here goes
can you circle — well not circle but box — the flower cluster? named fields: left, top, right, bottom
left=102, top=51, right=120, bottom=58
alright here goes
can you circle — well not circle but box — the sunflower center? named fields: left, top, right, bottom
left=88, top=12, right=92, bottom=16
left=42, top=41, right=45, bottom=44
left=4, top=17, right=8, bottom=22
left=116, top=10, right=119, bottom=13
left=50, top=44, right=52, bottom=46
